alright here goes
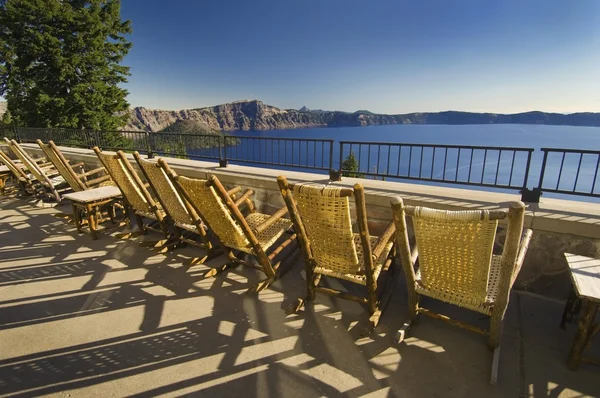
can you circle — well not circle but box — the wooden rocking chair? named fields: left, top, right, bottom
left=37, top=140, right=113, bottom=192
left=94, top=147, right=170, bottom=244
left=277, top=176, right=397, bottom=333
left=391, top=198, right=533, bottom=384
left=0, top=150, right=35, bottom=196
left=133, top=152, right=218, bottom=259
left=5, top=139, right=68, bottom=201
left=164, top=169, right=297, bottom=293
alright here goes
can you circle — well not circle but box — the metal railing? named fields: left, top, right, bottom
left=224, top=136, right=334, bottom=171
left=535, top=148, right=600, bottom=198
left=339, top=141, right=534, bottom=191
left=3, top=125, right=600, bottom=203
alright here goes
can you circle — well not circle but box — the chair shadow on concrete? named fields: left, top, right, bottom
left=1, top=197, right=599, bottom=397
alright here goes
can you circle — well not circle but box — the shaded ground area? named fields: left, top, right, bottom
left=0, top=196, right=598, bottom=397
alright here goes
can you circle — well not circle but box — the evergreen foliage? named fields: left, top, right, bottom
left=0, top=0, right=132, bottom=130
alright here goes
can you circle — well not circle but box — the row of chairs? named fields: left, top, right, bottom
left=0, top=138, right=533, bottom=383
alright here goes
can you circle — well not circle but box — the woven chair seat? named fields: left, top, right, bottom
left=96, top=180, right=116, bottom=188
left=314, top=234, right=394, bottom=285
left=236, top=212, right=293, bottom=254
left=414, top=254, right=502, bottom=315
left=29, top=174, right=66, bottom=188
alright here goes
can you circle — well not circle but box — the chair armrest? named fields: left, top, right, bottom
left=86, top=174, right=112, bottom=187
left=234, top=189, right=255, bottom=212
left=227, top=186, right=242, bottom=198
left=512, top=228, right=533, bottom=285
left=70, top=162, right=85, bottom=169
left=372, top=221, right=396, bottom=259
left=254, top=206, right=289, bottom=235
left=79, top=166, right=105, bottom=178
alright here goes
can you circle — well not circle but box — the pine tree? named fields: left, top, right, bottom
left=342, top=151, right=364, bottom=178
left=0, top=0, right=132, bottom=130
left=0, top=109, right=12, bottom=127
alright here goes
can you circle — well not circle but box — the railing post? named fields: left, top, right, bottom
left=521, top=149, right=544, bottom=203
left=329, top=141, right=343, bottom=181
left=219, top=136, right=228, bottom=167
left=92, top=130, right=100, bottom=148
left=329, top=141, right=341, bottom=181
left=13, top=124, right=20, bottom=143
left=145, top=131, right=154, bottom=159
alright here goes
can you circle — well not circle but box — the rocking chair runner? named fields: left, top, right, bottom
left=391, top=198, right=533, bottom=384
left=93, top=147, right=169, bottom=241
left=164, top=168, right=297, bottom=293
left=277, top=176, right=397, bottom=332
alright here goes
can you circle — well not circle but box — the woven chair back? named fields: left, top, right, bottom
left=0, top=150, right=27, bottom=181
left=293, top=183, right=360, bottom=274
left=175, top=175, right=249, bottom=250
left=411, top=207, right=499, bottom=304
left=96, top=151, right=150, bottom=213
left=136, top=156, right=193, bottom=225
left=37, top=140, right=85, bottom=191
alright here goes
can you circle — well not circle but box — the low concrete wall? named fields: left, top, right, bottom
left=10, top=144, right=600, bottom=299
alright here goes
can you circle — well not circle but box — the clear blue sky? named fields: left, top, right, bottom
left=120, top=0, right=600, bottom=114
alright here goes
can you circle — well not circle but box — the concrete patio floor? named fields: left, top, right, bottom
left=0, top=196, right=598, bottom=397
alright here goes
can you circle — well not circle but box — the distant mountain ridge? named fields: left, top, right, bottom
left=2, top=100, right=600, bottom=132
left=126, top=100, right=600, bottom=132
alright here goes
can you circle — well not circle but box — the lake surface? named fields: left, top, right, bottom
left=220, top=124, right=600, bottom=202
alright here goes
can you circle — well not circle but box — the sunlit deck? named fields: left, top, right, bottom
left=0, top=196, right=598, bottom=397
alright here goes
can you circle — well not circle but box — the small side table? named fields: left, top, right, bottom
left=63, top=186, right=122, bottom=240
left=561, top=253, right=600, bottom=370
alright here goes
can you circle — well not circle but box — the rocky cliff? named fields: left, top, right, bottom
left=126, top=100, right=327, bottom=132
left=126, top=100, right=600, bottom=132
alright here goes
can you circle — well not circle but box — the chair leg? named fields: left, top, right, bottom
left=396, top=321, right=413, bottom=344
left=73, top=204, right=82, bottom=233
left=87, top=204, right=98, bottom=240
left=397, top=291, right=420, bottom=344
left=135, top=214, right=146, bottom=234
left=365, top=256, right=398, bottom=335
left=248, top=276, right=276, bottom=294
left=286, top=268, right=319, bottom=315
left=488, top=312, right=503, bottom=350
left=490, top=343, right=501, bottom=386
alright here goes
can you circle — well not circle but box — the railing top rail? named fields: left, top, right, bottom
left=150, top=132, right=222, bottom=138
left=339, top=140, right=535, bottom=152
left=540, top=147, right=600, bottom=155
left=225, top=136, right=334, bottom=143
left=17, top=127, right=148, bottom=134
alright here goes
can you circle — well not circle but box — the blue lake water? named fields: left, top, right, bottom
left=206, top=124, right=600, bottom=202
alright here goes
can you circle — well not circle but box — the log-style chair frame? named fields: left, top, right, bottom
left=164, top=167, right=298, bottom=293
left=277, top=176, right=397, bottom=333
left=0, top=149, right=36, bottom=196
left=93, top=147, right=169, bottom=241
left=391, top=198, right=533, bottom=384
left=5, top=138, right=67, bottom=201
left=37, top=140, right=112, bottom=192
left=36, top=140, right=121, bottom=235
left=133, top=152, right=215, bottom=257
